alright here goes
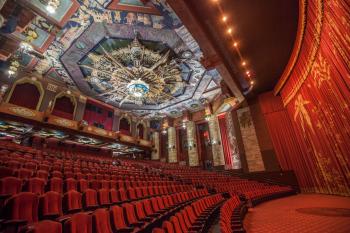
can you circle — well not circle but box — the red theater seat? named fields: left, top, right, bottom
left=39, top=191, right=63, bottom=220
left=27, top=177, right=45, bottom=195
left=65, top=178, right=78, bottom=192
left=48, top=178, right=63, bottom=194
left=63, top=212, right=92, bottom=233
left=78, top=179, right=88, bottom=193
left=17, top=168, right=33, bottom=180
left=83, top=189, right=98, bottom=210
left=2, top=192, right=39, bottom=223
left=36, top=170, right=49, bottom=181
left=19, top=220, right=62, bottom=233
left=52, top=171, right=63, bottom=178
left=97, top=188, right=111, bottom=207
left=0, top=166, right=14, bottom=178
left=110, top=205, right=136, bottom=233
left=92, top=209, right=113, bottom=233
left=63, top=190, right=82, bottom=214
left=0, top=176, right=22, bottom=196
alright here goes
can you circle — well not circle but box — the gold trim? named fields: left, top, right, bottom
left=274, top=0, right=325, bottom=106
left=274, top=0, right=307, bottom=94
left=5, top=77, right=45, bottom=111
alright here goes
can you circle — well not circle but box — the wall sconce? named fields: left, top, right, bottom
left=161, top=129, right=167, bottom=135
left=0, top=84, right=9, bottom=96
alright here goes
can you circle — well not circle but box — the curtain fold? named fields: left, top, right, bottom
left=261, top=0, right=350, bottom=196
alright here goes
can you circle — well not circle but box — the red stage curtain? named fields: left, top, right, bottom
left=265, top=0, right=350, bottom=196
left=8, top=83, right=40, bottom=110
left=51, top=96, right=75, bottom=120
left=83, top=100, right=113, bottom=131
left=218, top=115, right=232, bottom=169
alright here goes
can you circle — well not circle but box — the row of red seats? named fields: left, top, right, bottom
left=0, top=177, right=193, bottom=200
left=0, top=174, right=180, bottom=193
left=219, top=196, right=245, bottom=233
left=2, top=189, right=209, bottom=233
left=153, top=194, right=225, bottom=233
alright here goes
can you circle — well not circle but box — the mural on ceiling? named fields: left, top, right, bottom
left=30, top=0, right=182, bottom=85
left=15, top=0, right=221, bottom=117
left=79, top=36, right=185, bottom=106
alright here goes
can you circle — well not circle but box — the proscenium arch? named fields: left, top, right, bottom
left=6, top=77, right=45, bottom=111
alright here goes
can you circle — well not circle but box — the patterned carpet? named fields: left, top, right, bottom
left=244, top=194, right=350, bottom=233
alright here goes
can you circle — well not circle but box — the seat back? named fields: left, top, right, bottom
left=64, top=212, right=92, bottom=233
left=63, top=190, right=82, bottom=213
left=39, top=191, right=62, bottom=219
left=20, top=220, right=62, bottom=233
left=27, top=177, right=45, bottom=195
left=0, top=176, right=22, bottom=195
left=3, top=192, right=38, bottom=223
left=92, top=209, right=113, bottom=233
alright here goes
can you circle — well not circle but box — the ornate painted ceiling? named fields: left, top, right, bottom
left=16, top=0, right=223, bottom=118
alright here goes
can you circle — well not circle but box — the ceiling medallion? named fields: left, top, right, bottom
left=81, top=36, right=184, bottom=107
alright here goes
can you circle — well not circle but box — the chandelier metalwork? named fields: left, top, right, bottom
left=80, top=37, right=184, bottom=107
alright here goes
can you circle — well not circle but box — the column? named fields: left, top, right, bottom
left=112, top=109, right=120, bottom=131
left=208, top=115, right=225, bottom=166
left=167, top=127, right=177, bottom=163
left=236, top=107, right=265, bottom=172
left=225, top=111, right=242, bottom=169
left=151, top=131, right=160, bottom=160
left=186, top=121, right=199, bottom=166
left=74, top=95, right=87, bottom=121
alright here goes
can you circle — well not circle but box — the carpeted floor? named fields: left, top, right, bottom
left=244, top=194, right=350, bottom=233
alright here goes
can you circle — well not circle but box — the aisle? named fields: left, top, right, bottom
left=244, top=194, right=350, bottom=233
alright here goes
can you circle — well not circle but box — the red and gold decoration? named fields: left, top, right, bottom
left=262, top=0, right=350, bottom=196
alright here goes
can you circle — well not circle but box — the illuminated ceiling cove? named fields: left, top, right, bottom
left=14, top=0, right=223, bottom=117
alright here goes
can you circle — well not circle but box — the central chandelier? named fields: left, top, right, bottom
left=127, top=79, right=150, bottom=98
left=81, top=35, right=184, bottom=107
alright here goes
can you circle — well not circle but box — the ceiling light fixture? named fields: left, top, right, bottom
left=81, top=36, right=183, bottom=107
left=233, top=42, right=238, bottom=47
left=227, top=28, right=233, bottom=34
left=45, top=0, right=60, bottom=14
left=127, top=79, right=150, bottom=98
left=222, top=16, right=227, bottom=22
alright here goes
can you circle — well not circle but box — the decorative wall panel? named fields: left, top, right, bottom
left=167, top=127, right=177, bottom=163
left=186, top=121, right=199, bottom=166
left=237, top=107, right=265, bottom=172
left=208, top=116, right=225, bottom=166
left=151, top=131, right=160, bottom=160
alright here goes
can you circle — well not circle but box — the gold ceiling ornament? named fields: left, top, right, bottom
left=80, top=36, right=184, bottom=107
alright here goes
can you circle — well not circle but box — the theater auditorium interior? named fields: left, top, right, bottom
left=0, top=0, right=349, bottom=232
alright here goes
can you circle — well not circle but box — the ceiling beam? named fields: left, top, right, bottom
left=167, top=0, right=245, bottom=103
